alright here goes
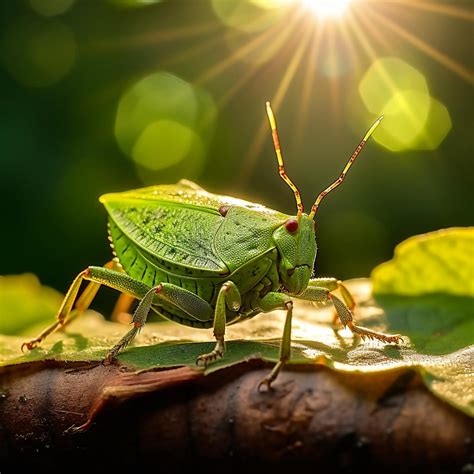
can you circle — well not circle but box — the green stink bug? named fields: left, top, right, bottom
left=23, top=102, right=402, bottom=389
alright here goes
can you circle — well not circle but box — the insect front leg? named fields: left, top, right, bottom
left=256, top=292, right=293, bottom=391
left=22, top=260, right=125, bottom=351
left=306, top=277, right=355, bottom=325
left=196, top=281, right=241, bottom=367
left=295, top=281, right=402, bottom=344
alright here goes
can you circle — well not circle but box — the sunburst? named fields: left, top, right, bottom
left=96, top=0, right=473, bottom=179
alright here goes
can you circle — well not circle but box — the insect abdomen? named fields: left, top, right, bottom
left=108, top=218, right=280, bottom=328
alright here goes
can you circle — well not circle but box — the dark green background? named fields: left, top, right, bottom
left=0, top=1, right=472, bottom=311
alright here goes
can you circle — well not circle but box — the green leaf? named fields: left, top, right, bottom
left=0, top=274, right=63, bottom=335
left=371, top=227, right=474, bottom=415
left=0, top=227, right=472, bottom=417
left=371, top=227, right=474, bottom=297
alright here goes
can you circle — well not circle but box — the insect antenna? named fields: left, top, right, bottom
left=266, top=101, right=304, bottom=219
left=308, top=115, right=384, bottom=219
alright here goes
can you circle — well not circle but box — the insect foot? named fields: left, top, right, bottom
left=195, top=349, right=224, bottom=367
left=196, top=338, right=225, bottom=367
left=21, top=338, right=42, bottom=352
left=348, top=322, right=403, bottom=344
left=102, top=353, right=115, bottom=366
left=103, top=344, right=125, bottom=365
left=257, top=360, right=285, bottom=392
left=257, top=376, right=273, bottom=393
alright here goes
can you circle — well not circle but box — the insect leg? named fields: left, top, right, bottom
left=329, top=292, right=402, bottom=343
left=151, top=282, right=213, bottom=322
left=104, top=285, right=157, bottom=363
left=256, top=292, right=293, bottom=391
left=307, top=278, right=355, bottom=310
left=196, top=281, right=241, bottom=367
left=294, top=285, right=402, bottom=344
left=106, top=282, right=215, bottom=363
left=307, top=278, right=356, bottom=324
left=21, top=263, right=148, bottom=351
left=65, top=260, right=126, bottom=327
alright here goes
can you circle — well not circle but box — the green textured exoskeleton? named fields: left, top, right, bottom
left=23, top=103, right=402, bottom=389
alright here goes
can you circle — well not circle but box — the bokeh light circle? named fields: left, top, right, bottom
left=132, top=120, right=203, bottom=171
left=115, top=71, right=217, bottom=181
left=29, top=0, right=75, bottom=16
left=115, top=72, right=198, bottom=156
left=359, top=57, right=451, bottom=152
left=211, top=0, right=283, bottom=32
left=374, top=90, right=430, bottom=152
left=359, top=57, right=429, bottom=114
left=1, top=18, right=76, bottom=87
left=412, top=97, right=452, bottom=150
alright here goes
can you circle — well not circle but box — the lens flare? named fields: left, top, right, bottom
left=302, top=0, right=351, bottom=19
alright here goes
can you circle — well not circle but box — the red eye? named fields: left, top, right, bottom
left=285, top=219, right=299, bottom=233
left=218, top=205, right=229, bottom=217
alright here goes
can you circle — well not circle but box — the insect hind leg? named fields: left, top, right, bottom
left=104, top=285, right=158, bottom=363
left=21, top=261, right=144, bottom=351
left=106, top=281, right=215, bottom=363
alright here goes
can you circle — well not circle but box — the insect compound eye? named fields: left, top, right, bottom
left=285, top=219, right=299, bottom=233
left=218, top=205, right=229, bottom=217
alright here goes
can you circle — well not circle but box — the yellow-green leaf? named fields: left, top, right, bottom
left=371, top=227, right=474, bottom=297
left=0, top=274, right=63, bottom=335
left=371, top=227, right=474, bottom=416
left=1, top=227, right=472, bottom=417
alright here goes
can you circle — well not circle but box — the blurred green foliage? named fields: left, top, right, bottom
left=0, top=273, right=62, bottom=334
left=0, top=0, right=472, bottom=314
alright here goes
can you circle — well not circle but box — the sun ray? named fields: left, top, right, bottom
left=88, top=22, right=220, bottom=54
left=238, top=22, right=313, bottom=183
left=345, top=11, right=426, bottom=131
left=217, top=12, right=302, bottom=107
left=336, top=14, right=363, bottom=73
left=344, top=10, right=379, bottom=63
left=396, top=1, right=474, bottom=22
left=367, top=7, right=474, bottom=84
left=194, top=31, right=271, bottom=85
left=163, top=27, right=243, bottom=68
left=217, top=63, right=263, bottom=108
left=195, top=10, right=301, bottom=86
left=291, top=26, right=322, bottom=148
left=352, top=8, right=393, bottom=54
left=326, top=27, right=342, bottom=118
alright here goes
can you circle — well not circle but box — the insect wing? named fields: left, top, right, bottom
left=102, top=194, right=228, bottom=274
left=101, top=181, right=288, bottom=274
